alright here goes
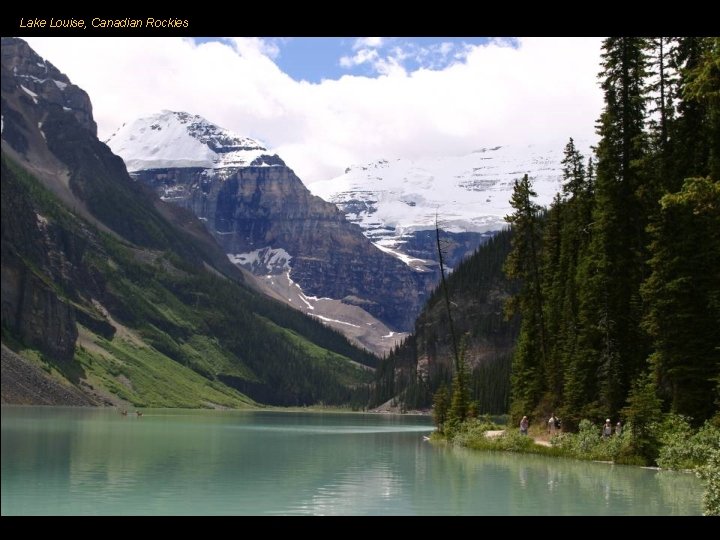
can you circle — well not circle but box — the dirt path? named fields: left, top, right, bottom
left=483, top=428, right=552, bottom=447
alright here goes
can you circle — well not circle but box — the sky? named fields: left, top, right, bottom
left=25, top=36, right=604, bottom=183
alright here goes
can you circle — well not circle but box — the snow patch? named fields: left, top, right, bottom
left=106, top=110, right=284, bottom=172
left=20, top=85, right=38, bottom=104
left=310, top=314, right=361, bottom=328
left=297, top=292, right=315, bottom=310
left=18, top=74, right=46, bottom=84
left=374, top=239, right=432, bottom=270
left=35, top=213, right=48, bottom=227
left=228, top=247, right=292, bottom=275
left=307, top=141, right=593, bottom=250
left=53, top=80, right=68, bottom=91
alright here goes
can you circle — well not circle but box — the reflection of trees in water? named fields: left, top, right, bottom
left=4, top=408, right=702, bottom=515
left=655, top=469, right=704, bottom=512
left=438, top=446, right=702, bottom=515
left=63, top=410, right=431, bottom=515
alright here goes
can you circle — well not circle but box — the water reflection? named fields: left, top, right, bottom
left=439, top=446, right=703, bottom=515
left=1, top=407, right=703, bottom=515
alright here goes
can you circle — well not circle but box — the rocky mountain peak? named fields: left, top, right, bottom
left=1, top=37, right=97, bottom=135
left=308, top=141, right=592, bottom=271
left=110, top=111, right=426, bottom=351
left=105, top=110, right=283, bottom=172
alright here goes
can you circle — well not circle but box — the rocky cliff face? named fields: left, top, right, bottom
left=1, top=38, right=377, bottom=407
left=109, top=112, right=426, bottom=335
left=1, top=197, right=80, bottom=364
left=1, top=37, right=96, bottom=135
left=0, top=37, right=100, bottom=364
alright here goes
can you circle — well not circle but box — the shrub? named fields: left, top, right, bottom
left=552, top=419, right=635, bottom=462
left=697, top=449, right=720, bottom=516
left=658, top=416, right=720, bottom=470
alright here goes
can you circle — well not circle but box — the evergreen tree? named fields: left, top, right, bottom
left=541, top=194, right=564, bottom=401
left=669, top=37, right=716, bottom=189
left=504, top=174, right=546, bottom=420
left=448, top=339, right=472, bottom=424
left=680, top=38, right=720, bottom=181
left=574, top=37, right=651, bottom=416
left=642, top=177, right=720, bottom=423
left=432, top=384, right=450, bottom=433
left=554, top=141, right=595, bottom=426
left=621, top=371, right=664, bottom=463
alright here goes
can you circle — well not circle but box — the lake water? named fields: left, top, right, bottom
left=0, top=407, right=703, bottom=515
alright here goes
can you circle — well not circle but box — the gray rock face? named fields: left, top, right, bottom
left=0, top=177, right=81, bottom=364
left=133, top=164, right=425, bottom=330
left=1, top=37, right=97, bottom=135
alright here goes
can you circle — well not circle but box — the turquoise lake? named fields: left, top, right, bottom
left=0, top=407, right=703, bottom=515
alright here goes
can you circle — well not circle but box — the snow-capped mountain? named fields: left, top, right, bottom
left=308, top=142, right=591, bottom=266
left=106, top=111, right=424, bottom=355
left=106, top=110, right=282, bottom=172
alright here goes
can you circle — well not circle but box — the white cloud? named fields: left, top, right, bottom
left=24, top=37, right=604, bottom=183
left=353, top=37, right=385, bottom=49
left=339, top=48, right=380, bottom=68
left=229, top=37, right=282, bottom=59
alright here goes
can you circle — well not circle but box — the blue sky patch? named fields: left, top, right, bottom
left=194, top=37, right=509, bottom=82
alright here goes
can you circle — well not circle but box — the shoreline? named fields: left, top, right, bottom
left=0, top=403, right=433, bottom=418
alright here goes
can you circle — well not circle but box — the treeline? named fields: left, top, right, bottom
left=2, top=149, right=373, bottom=408
left=88, top=231, right=376, bottom=407
left=506, top=37, right=719, bottom=429
left=370, top=229, right=519, bottom=413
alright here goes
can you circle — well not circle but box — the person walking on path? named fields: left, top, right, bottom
left=602, top=419, right=613, bottom=438
left=615, top=421, right=622, bottom=436
left=520, top=416, right=529, bottom=436
left=548, top=413, right=557, bottom=436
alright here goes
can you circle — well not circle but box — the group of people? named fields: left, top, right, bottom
left=603, top=419, right=622, bottom=438
left=517, top=413, right=561, bottom=436
left=518, top=414, right=622, bottom=438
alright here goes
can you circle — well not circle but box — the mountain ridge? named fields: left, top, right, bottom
left=308, top=141, right=592, bottom=272
left=1, top=37, right=375, bottom=408
left=107, top=111, right=431, bottom=353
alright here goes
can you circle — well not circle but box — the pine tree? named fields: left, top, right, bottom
left=432, top=384, right=450, bottom=433
left=573, top=37, right=652, bottom=416
left=541, top=194, right=564, bottom=401
left=669, top=37, right=716, bottom=188
left=642, top=177, right=720, bottom=423
left=621, top=371, right=664, bottom=463
left=504, top=174, right=546, bottom=420
left=448, top=339, right=472, bottom=424
left=648, top=37, right=677, bottom=151
left=680, top=37, right=720, bottom=181
left=554, top=141, right=595, bottom=427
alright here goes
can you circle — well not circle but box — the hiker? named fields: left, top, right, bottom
left=615, top=421, right=622, bottom=436
left=602, top=419, right=612, bottom=438
left=520, top=416, right=529, bottom=436
left=548, top=413, right=557, bottom=435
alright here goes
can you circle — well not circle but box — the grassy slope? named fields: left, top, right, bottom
left=74, top=327, right=254, bottom=408
left=2, top=149, right=374, bottom=408
left=261, top=318, right=373, bottom=387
